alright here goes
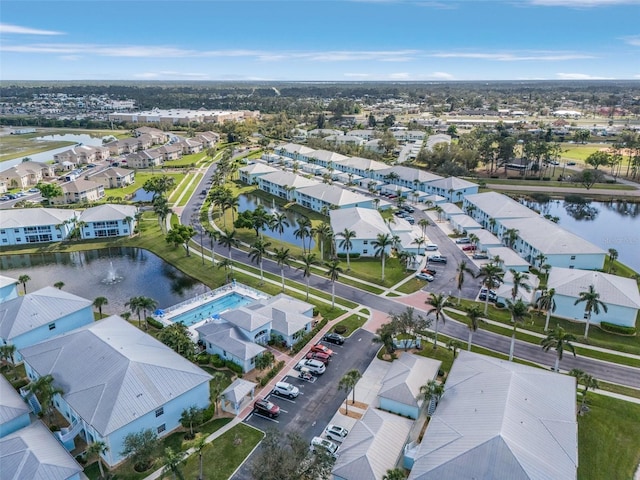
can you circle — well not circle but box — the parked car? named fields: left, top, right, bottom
left=428, top=255, right=447, bottom=264
left=323, top=332, right=345, bottom=345
left=472, top=253, right=489, bottom=260
left=455, top=237, right=471, bottom=244
left=479, top=288, right=497, bottom=302
left=421, top=268, right=437, bottom=276
left=567, top=161, right=577, bottom=166
left=395, top=211, right=406, bottom=218
left=273, top=381, right=299, bottom=399
left=416, top=272, right=434, bottom=281
left=462, top=245, right=477, bottom=251
left=27, top=188, right=40, bottom=193
left=406, top=217, right=415, bottom=225
left=300, top=359, right=326, bottom=375
left=324, top=424, right=349, bottom=441
left=425, top=243, right=438, bottom=251
left=6, top=194, right=17, bottom=200
left=254, top=398, right=280, bottom=418
left=310, top=437, right=339, bottom=457
left=306, top=351, right=331, bottom=365
left=310, top=344, right=334, bottom=357
left=0, top=196, right=9, bottom=201
left=403, top=206, right=415, bottom=213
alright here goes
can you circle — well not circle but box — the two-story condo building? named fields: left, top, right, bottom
left=78, top=204, right=138, bottom=239
left=257, top=171, right=320, bottom=202
left=0, top=208, right=77, bottom=245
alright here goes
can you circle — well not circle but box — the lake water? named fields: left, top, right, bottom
left=523, top=199, right=640, bottom=272
left=238, top=193, right=316, bottom=248
left=131, top=188, right=155, bottom=202
left=0, top=133, right=108, bottom=172
left=0, top=247, right=207, bottom=315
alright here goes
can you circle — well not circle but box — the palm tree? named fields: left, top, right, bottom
left=338, top=369, right=362, bottom=415
left=536, top=288, right=557, bottom=331
left=293, top=217, right=311, bottom=253
left=468, top=232, right=479, bottom=249
left=574, top=284, right=608, bottom=339
left=509, top=269, right=531, bottom=302
left=217, top=229, right=240, bottom=278
left=382, top=468, right=407, bottom=480
left=337, top=228, right=356, bottom=271
left=93, top=297, right=109, bottom=318
left=314, top=222, right=333, bottom=261
left=18, top=274, right=30, bottom=294
left=249, top=238, right=271, bottom=285
left=268, top=212, right=290, bottom=238
left=541, top=325, right=577, bottom=372
left=425, top=293, right=449, bottom=349
left=505, top=299, right=530, bottom=361
left=273, top=247, right=292, bottom=292
left=217, top=258, right=233, bottom=283
left=298, top=253, right=320, bottom=301
left=87, top=441, right=109, bottom=479
left=418, top=218, right=429, bottom=236
left=125, top=296, right=143, bottom=328
left=207, top=229, right=220, bottom=265
left=570, top=369, right=599, bottom=411
left=372, top=233, right=393, bottom=282
left=138, top=296, right=158, bottom=330
left=455, top=260, right=474, bottom=305
left=541, top=263, right=552, bottom=281
left=53, top=281, right=64, bottom=290
left=26, top=374, right=63, bottom=423
left=412, top=236, right=426, bottom=256
left=608, top=248, right=618, bottom=273
left=0, top=344, right=17, bottom=367
left=191, top=434, right=207, bottom=480
left=504, top=228, right=519, bottom=249
left=477, top=263, right=504, bottom=314
left=418, top=379, right=444, bottom=416
left=162, top=447, right=186, bottom=480
left=465, top=305, right=483, bottom=351
left=223, top=196, right=240, bottom=225
left=325, top=259, right=343, bottom=308
left=534, top=252, right=547, bottom=269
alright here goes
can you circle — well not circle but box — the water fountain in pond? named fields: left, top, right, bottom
left=102, top=261, right=123, bottom=285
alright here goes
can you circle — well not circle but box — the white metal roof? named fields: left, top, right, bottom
left=297, top=183, right=371, bottom=206
left=377, top=353, right=440, bottom=407
left=79, top=204, right=137, bottom=223
left=465, top=192, right=539, bottom=219
left=487, top=247, right=531, bottom=267
left=0, top=208, right=78, bottom=229
left=259, top=171, right=320, bottom=189
left=221, top=306, right=271, bottom=332
left=20, top=316, right=212, bottom=436
left=239, top=163, right=279, bottom=175
left=428, top=176, right=477, bottom=190
left=330, top=207, right=391, bottom=240
left=0, top=375, right=30, bottom=427
left=548, top=267, right=640, bottom=309
left=408, top=351, right=577, bottom=480
left=196, top=321, right=266, bottom=361
left=0, top=421, right=82, bottom=480
left=221, top=378, right=257, bottom=404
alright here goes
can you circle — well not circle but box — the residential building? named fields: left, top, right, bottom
left=133, top=127, right=170, bottom=144
left=274, top=143, right=316, bottom=163
left=449, top=214, right=482, bottom=234
left=296, top=183, right=375, bottom=213
left=125, top=149, right=163, bottom=169
left=324, top=134, right=366, bottom=147
left=174, top=138, right=204, bottom=155
left=257, top=171, right=319, bottom=201
left=0, top=286, right=93, bottom=361
left=90, top=167, right=135, bottom=189
left=20, top=316, right=212, bottom=467
left=426, top=176, right=478, bottom=202
left=330, top=208, right=391, bottom=257
left=194, top=131, right=219, bottom=148
left=346, top=129, right=376, bottom=141
left=239, top=163, right=279, bottom=185
left=309, top=128, right=344, bottom=138
left=54, top=145, right=109, bottom=166
left=0, top=375, right=30, bottom=438
left=196, top=320, right=266, bottom=373
left=335, top=156, right=388, bottom=178
left=2, top=161, right=55, bottom=189
left=248, top=294, right=314, bottom=347
left=497, top=217, right=606, bottom=270
left=51, top=179, right=105, bottom=205
left=154, top=144, right=182, bottom=161
left=472, top=229, right=503, bottom=251
left=425, top=133, right=452, bottom=150
left=462, top=192, right=538, bottom=231
left=377, top=166, right=443, bottom=192
left=109, top=108, right=258, bottom=125
left=220, top=379, right=257, bottom=415
left=78, top=204, right=138, bottom=239
left=307, top=149, right=350, bottom=168
left=547, top=268, right=640, bottom=329
left=406, top=351, right=578, bottom=480
left=0, top=208, right=77, bottom=245
left=495, top=269, right=539, bottom=305
left=0, top=275, right=19, bottom=304
left=438, top=202, right=465, bottom=220
left=487, top=246, right=530, bottom=272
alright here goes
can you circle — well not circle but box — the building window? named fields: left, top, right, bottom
left=569, top=265, right=575, bottom=269
left=570, top=255, right=576, bottom=260
left=155, top=407, right=164, bottom=417
left=48, top=323, right=56, bottom=330
left=363, top=249, right=368, bottom=254
left=363, top=240, right=368, bottom=244
left=157, top=424, right=166, bottom=434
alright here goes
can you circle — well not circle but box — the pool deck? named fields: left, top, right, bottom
left=153, top=282, right=270, bottom=335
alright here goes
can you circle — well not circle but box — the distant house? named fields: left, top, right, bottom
left=0, top=421, right=83, bottom=480
left=194, top=131, right=219, bottom=148
left=426, top=176, right=478, bottom=202
left=330, top=207, right=391, bottom=257
left=309, top=128, right=344, bottom=138
left=438, top=202, right=465, bottom=220
left=325, top=134, right=366, bottom=147
left=274, top=143, right=317, bottom=163
left=472, top=229, right=503, bottom=251
left=405, top=351, right=578, bottom=479
left=78, top=204, right=138, bottom=239
left=377, top=353, right=440, bottom=420
left=134, top=127, right=170, bottom=144
left=547, top=267, right=640, bottom=329
left=90, top=166, right=135, bottom=189
left=51, top=179, right=105, bottom=205
left=449, top=214, right=482, bottom=234
left=174, top=138, right=204, bottom=155
left=249, top=293, right=314, bottom=346
left=296, top=183, right=375, bottom=213
left=377, top=166, right=443, bottom=192
left=125, top=149, right=164, bottom=169
left=20, top=316, right=212, bottom=467
left=257, top=171, right=319, bottom=201
left=154, top=144, right=183, bottom=161
left=0, top=375, right=30, bottom=438
left=307, top=149, right=350, bottom=168
left=0, top=208, right=77, bottom=245
left=2, top=161, right=55, bottom=189
left=0, top=287, right=93, bottom=362
left=487, top=246, right=530, bottom=272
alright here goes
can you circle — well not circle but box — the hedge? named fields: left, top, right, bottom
left=147, top=317, right=165, bottom=329
left=600, top=321, right=637, bottom=336
left=209, top=354, right=244, bottom=374
left=259, top=360, right=285, bottom=387
left=337, top=253, right=360, bottom=259
left=291, top=318, right=329, bottom=354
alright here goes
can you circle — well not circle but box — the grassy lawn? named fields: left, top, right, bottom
left=345, top=257, right=411, bottom=288
left=578, top=393, right=640, bottom=480
left=396, top=277, right=428, bottom=294
left=561, top=144, right=605, bottom=162
left=484, top=177, right=635, bottom=190
left=103, top=171, right=186, bottom=200
left=164, top=152, right=209, bottom=168
left=176, top=173, right=203, bottom=207
left=331, top=313, right=368, bottom=337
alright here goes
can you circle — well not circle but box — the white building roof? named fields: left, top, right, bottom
left=0, top=274, right=19, bottom=290
left=0, top=421, right=83, bottom=480
left=79, top=204, right=137, bottom=223
left=439, top=202, right=464, bottom=215
left=259, top=171, right=320, bottom=189
left=330, top=208, right=390, bottom=240
left=451, top=214, right=482, bottom=229
left=408, top=351, right=577, bottom=480
left=0, top=375, right=30, bottom=427
left=548, top=268, right=640, bottom=309
left=0, top=287, right=92, bottom=341
left=297, top=183, right=371, bottom=206
left=465, top=192, right=539, bottom=219
left=428, top=176, right=477, bottom=191
left=487, top=247, right=530, bottom=268
left=221, top=306, right=271, bottom=332
left=0, top=208, right=77, bottom=229
left=331, top=408, right=414, bottom=480
left=250, top=293, right=313, bottom=317
left=378, top=353, right=440, bottom=407
left=196, top=321, right=266, bottom=361
left=499, top=217, right=606, bottom=256
left=238, top=163, right=279, bottom=176
left=20, top=316, right=212, bottom=436
left=339, top=156, right=389, bottom=172
left=381, top=166, right=443, bottom=184
left=473, top=229, right=502, bottom=247
left=276, top=143, right=317, bottom=157
left=221, top=379, right=257, bottom=404
left=307, top=149, right=350, bottom=164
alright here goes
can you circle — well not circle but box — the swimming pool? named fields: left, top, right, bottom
left=168, top=292, right=254, bottom=327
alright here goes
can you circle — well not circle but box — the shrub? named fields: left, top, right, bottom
left=599, top=322, right=637, bottom=336
left=291, top=318, right=329, bottom=354
left=542, top=177, right=551, bottom=181
left=224, top=360, right=243, bottom=374
left=334, top=325, right=347, bottom=334
left=195, top=352, right=211, bottom=364
left=147, top=317, right=164, bottom=330
left=495, top=301, right=505, bottom=309
left=337, top=253, right=360, bottom=259
left=201, top=403, right=217, bottom=423
left=210, top=354, right=225, bottom=368
left=259, top=360, right=285, bottom=387
left=313, top=308, right=320, bottom=317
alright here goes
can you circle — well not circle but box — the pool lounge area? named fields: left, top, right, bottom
left=154, top=282, right=270, bottom=332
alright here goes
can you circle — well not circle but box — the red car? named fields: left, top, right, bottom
left=310, top=344, right=334, bottom=357
left=306, top=351, right=331, bottom=365
left=462, top=245, right=477, bottom=251
left=421, top=268, right=437, bottom=276
left=254, top=398, right=280, bottom=418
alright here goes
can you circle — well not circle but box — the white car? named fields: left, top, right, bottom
left=324, top=424, right=349, bottom=441
left=273, top=381, right=299, bottom=399
left=310, top=436, right=339, bottom=457
left=415, top=272, right=434, bottom=282
left=425, top=243, right=438, bottom=251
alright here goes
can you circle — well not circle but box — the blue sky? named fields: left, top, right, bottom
left=2, top=0, right=640, bottom=81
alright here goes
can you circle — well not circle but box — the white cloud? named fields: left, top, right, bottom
left=624, top=36, right=640, bottom=46
left=529, top=0, right=640, bottom=6
left=556, top=72, right=615, bottom=79
left=59, top=55, right=81, bottom=61
left=431, top=51, right=595, bottom=61
left=134, top=71, right=209, bottom=79
left=344, top=73, right=372, bottom=78
left=0, top=23, right=64, bottom=35
left=389, top=72, right=411, bottom=79
left=429, top=71, right=454, bottom=79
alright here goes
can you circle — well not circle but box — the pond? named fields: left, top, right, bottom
left=131, top=188, right=155, bottom=202
left=522, top=199, right=640, bottom=272
left=0, top=247, right=207, bottom=315
left=0, top=133, right=109, bottom=172
left=238, top=193, right=316, bottom=248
